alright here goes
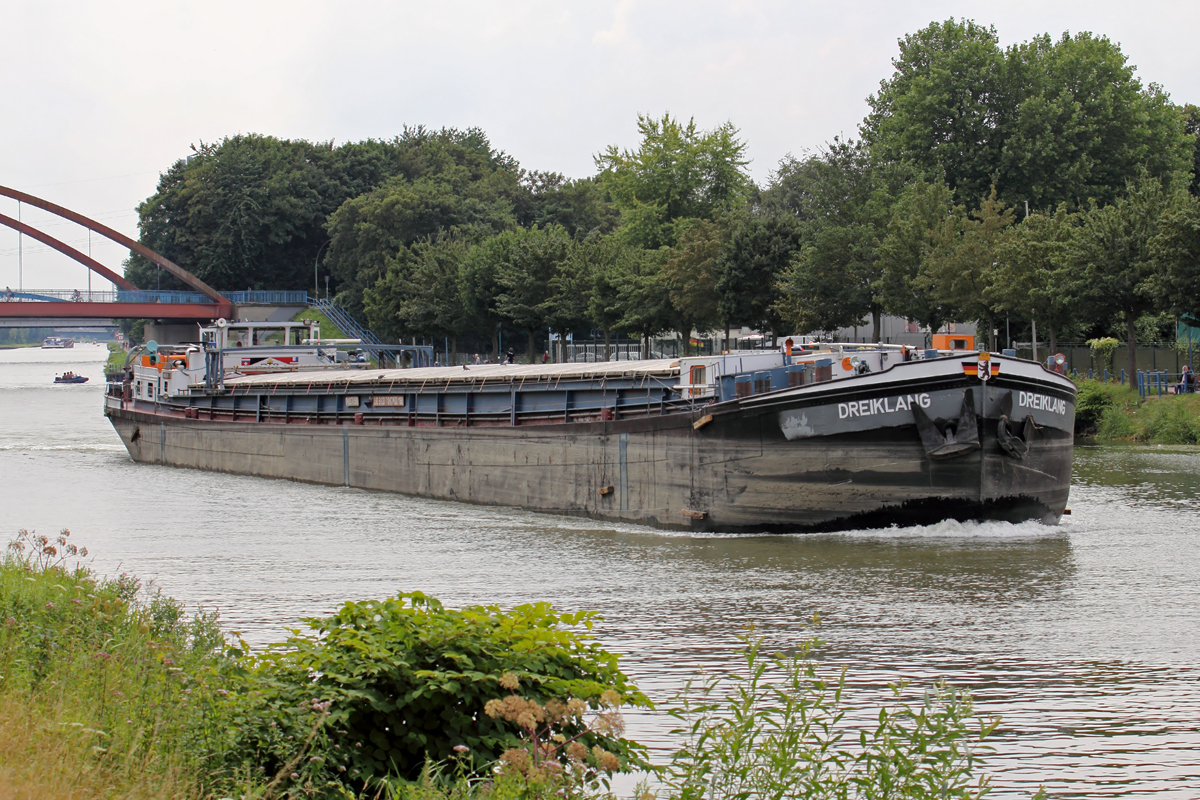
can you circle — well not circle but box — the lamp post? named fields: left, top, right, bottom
left=313, top=240, right=331, bottom=301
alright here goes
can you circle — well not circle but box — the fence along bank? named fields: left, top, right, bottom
left=104, top=321, right=1077, bottom=533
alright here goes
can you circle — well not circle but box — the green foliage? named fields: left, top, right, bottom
left=717, top=213, right=804, bottom=335
left=771, top=140, right=909, bottom=339
left=364, top=235, right=474, bottom=346
left=1098, top=403, right=1138, bottom=440
left=916, top=189, right=1016, bottom=347
left=221, top=592, right=649, bottom=787
left=1087, top=337, right=1121, bottom=374
left=876, top=178, right=956, bottom=334
left=1096, top=393, right=1200, bottom=443
left=1151, top=190, right=1200, bottom=323
left=661, top=218, right=728, bottom=344
left=864, top=19, right=1191, bottom=209
left=596, top=113, right=752, bottom=249
left=0, top=530, right=228, bottom=795
left=1073, top=378, right=1135, bottom=434
left=991, top=205, right=1077, bottom=349
left=324, top=131, right=523, bottom=317
left=1138, top=398, right=1200, bottom=444
left=658, top=633, right=996, bottom=800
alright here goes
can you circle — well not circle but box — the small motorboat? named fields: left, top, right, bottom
left=54, top=373, right=89, bottom=384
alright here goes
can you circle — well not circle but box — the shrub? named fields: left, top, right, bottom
left=1073, top=379, right=1135, bottom=434
left=658, top=633, right=997, bottom=800
left=220, top=592, right=649, bottom=793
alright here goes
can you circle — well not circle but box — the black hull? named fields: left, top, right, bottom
left=105, top=358, right=1075, bottom=533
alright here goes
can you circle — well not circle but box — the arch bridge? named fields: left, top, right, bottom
left=0, top=185, right=233, bottom=324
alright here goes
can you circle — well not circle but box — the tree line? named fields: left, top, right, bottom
left=126, top=19, right=1200, bottom=373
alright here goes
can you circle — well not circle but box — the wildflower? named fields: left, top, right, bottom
left=566, top=742, right=588, bottom=762
left=498, top=672, right=520, bottom=690
left=290, top=772, right=299, bottom=779
left=500, top=748, right=531, bottom=773
left=452, top=745, right=470, bottom=754
left=601, top=689, right=621, bottom=708
left=309, top=756, right=324, bottom=763
left=45, top=601, right=56, bottom=609
left=594, top=711, right=626, bottom=737
left=592, top=746, right=620, bottom=772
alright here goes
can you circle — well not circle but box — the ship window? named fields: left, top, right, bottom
left=951, top=339, right=968, bottom=350
left=289, top=327, right=307, bottom=345
left=253, top=328, right=285, bottom=346
left=690, top=365, right=706, bottom=386
left=226, top=328, right=249, bottom=348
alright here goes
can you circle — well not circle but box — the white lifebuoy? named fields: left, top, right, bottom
left=215, top=318, right=228, bottom=328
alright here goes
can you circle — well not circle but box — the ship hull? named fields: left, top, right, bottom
left=105, top=359, right=1075, bottom=533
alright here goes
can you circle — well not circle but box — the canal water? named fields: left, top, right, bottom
left=2, top=346, right=1198, bottom=798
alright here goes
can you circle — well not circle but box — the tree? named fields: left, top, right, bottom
left=864, top=19, right=1007, bottom=206
left=776, top=225, right=877, bottom=337
left=128, top=135, right=340, bottom=291
left=1000, top=32, right=1192, bottom=210
left=574, top=235, right=631, bottom=360
left=523, top=172, right=620, bottom=238
left=876, top=178, right=956, bottom=336
left=363, top=235, right=473, bottom=361
left=864, top=19, right=1192, bottom=211
left=770, top=140, right=913, bottom=340
left=660, top=218, right=727, bottom=352
left=1068, top=176, right=1173, bottom=379
left=323, top=128, right=526, bottom=316
left=990, top=205, right=1078, bottom=352
left=915, top=190, right=1016, bottom=350
left=1150, top=190, right=1200, bottom=325
left=596, top=114, right=752, bottom=249
left=484, top=226, right=575, bottom=362
left=716, top=214, right=804, bottom=343
left=611, top=248, right=674, bottom=358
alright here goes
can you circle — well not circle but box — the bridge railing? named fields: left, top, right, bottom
left=224, top=290, right=310, bottom=305
left=1, top=289, right=214, bottom=304
left=1, top=289, right=311, bottom=306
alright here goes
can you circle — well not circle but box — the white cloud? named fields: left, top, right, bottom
left=1, top=0, right=1196, bottom=287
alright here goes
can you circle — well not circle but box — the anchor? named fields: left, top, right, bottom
left=913, top=388, right=980, bottom=460
left=996, top=390, right=1039, bottom=459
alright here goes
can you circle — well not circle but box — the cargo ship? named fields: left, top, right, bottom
left=104, top=320, right=1076, bottom=533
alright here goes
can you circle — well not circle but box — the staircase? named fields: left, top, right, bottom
left=311, top=298, right=394, bottom=366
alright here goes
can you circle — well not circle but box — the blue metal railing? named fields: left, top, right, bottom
left=311, top=298, right=398, bottom=365
left=225, top=290, right=310, bottom=305
left=3, top=289, right=311, bottom=305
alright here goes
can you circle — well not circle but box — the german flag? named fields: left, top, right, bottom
left=962, top=362, right=1001, bottom=377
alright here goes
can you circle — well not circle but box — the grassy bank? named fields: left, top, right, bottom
left=3, top=531, right=1003, bottom=800
left=290, top=308, right=349, bottom=341
left=106, top=341, right=130, bottom=372
left=1075, top=378, right=1200, bottom=444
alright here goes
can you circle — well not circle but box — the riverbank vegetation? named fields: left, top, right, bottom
left=1074, top=378, right=1200, bottom=443
left=121, top=18, right=1200, bottom=366
left=2, top=532, right=1004, bottom=799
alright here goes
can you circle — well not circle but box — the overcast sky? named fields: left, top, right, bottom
left=2, top=0, right=1197, bottom=289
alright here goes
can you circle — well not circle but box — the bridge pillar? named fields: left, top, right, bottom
left=230, top=303, right=309, bottom=322
left=144, top=321, right=202, bottom=345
